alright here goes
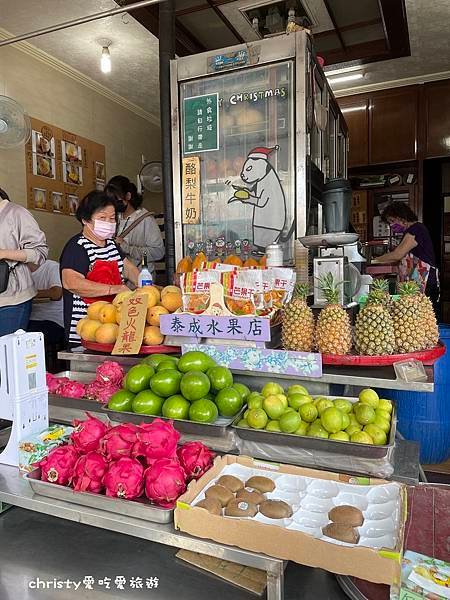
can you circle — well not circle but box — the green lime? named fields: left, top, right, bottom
left=299, top=403, right=318, bottom=423
left=265, top=420, right=281, bottom=432
left=333, top=399, right=353, bottom=414
left=207, top=366, right=233, bottom=392
left=232, top=382, right=251, bottom=401
left=293, top=421, right=309, bottom=436
left=189, top=398, right=218, bottom=423
left=364, top=424, right=387, bottom=445
left=125, top=364, right=154, bottom=394
left=143, top=354, right=173, bottom=369
left=329, top=431, right=350, bottom=442
left=150, top=369, right=182, bottom=397
left=350, top=431, right=374, bottom=444
left=261, top=382, right=284, bottom=397
left=263, top=395, right=286, bottom=419
left=107, top=389, right=135, bottom=412
left=287, top=384, right=308, bottom=396
left=320, top=407, right=343, bottom=434
left=279, top=411, right=302, bottom=433
left=180, top=371, right=211, bottom=401
left=132, top=390, right=164, bottom=415
left=215, top=387, right=244, bottom=417
left=246, top=408, right=268, bottom=429
left=157, top=360, right=180, bottom=372
left=162, top=395, right=190, bottom=420
left=178, top=351, right=215, bottom=373
left=355, top=404, right=376, bottom=426
left=288, top=393, right=313, bottom=410
left=359, top=389, right=379, bottom=409
left=237, top=419, right=249, bottom=428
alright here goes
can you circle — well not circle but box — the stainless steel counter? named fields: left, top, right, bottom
left=0, top=464, right=285, bottom=599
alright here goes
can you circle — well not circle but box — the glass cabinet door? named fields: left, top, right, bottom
left=179, top=61, right=295, bottom=263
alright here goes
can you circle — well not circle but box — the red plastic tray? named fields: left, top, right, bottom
left=81, top=340, right=180, bottom=355
left=321, top=342, right=445, bottom=367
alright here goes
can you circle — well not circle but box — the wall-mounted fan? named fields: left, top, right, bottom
left=0, top=96, right=31, bottom=149
left=139, top=161, right=163, bottom=193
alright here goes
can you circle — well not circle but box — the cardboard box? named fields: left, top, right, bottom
left=175, top=455, right=406, bottom=586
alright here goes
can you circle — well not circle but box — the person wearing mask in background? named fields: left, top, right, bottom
left=28, top=260, right=65, bottom=346
left=60, top=190, right=139, bottom=347
left=105, top=175, right=165, bottom=272
left=373, top=203, right=439, bottom=314
left=0, top=186, right=48, bottom=336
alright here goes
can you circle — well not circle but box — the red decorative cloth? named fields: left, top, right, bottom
left=83, top=260, right=122, bottom=304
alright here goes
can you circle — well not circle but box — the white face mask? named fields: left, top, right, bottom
left=90, top=219, right=116, bottom=240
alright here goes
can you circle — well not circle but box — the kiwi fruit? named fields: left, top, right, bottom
left=236, top=488, right=265, bottom=505
left=224, top=499, right=258, bottom=518
left=259, top=500, right=293, bottom=519
left=205, top=484, right=234, bottom=507
left=328, top=505, right=364, bottom=527
left=245, top=476, right=276, bottom=493
left=217, top=475, right=244, bottom=493
left=322, top=523, right=360, bottom=544
left=195, top=498, right=222, bottom=516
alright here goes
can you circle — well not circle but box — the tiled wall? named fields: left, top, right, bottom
left=0, top=44, right=162, bottom=259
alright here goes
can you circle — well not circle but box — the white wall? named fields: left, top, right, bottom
left=0, top=43, right=162, bottom=259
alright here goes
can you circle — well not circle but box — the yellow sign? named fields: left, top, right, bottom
left=182, top=156, right=201, bottom=224
left=112, top=294, right=149, bottom=355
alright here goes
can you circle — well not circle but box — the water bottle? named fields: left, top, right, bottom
left=138, top=252, right=153, bottom=287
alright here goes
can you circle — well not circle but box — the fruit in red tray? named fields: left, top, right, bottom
left=132, top=390, right=165, bottom=415
left=188, top=399, right=218, bottom=423
left=133, top=419, right=180, bottom=462
left=72, top=451, right=109, bottom=493
left=104, top=457, right=145, bottom=499
left=215, top=387, right=243, bottom=417
left=71, top=413, right=109, bottom=453
left=207, top=366, right=233, bottom=392
left=101, top=423, right=140, bottom=461
left=162, top=395, right=190, bottom=420
left=107, top=389, right=135, bottom=412
left=125, top=364, right=155, bottom=394
left=177, top=441, right=214, bottom=481
left=232, top=382, right=251, bottom=401
left=150, top=369, right=183, bottom=398
left=144, top=458, right=187, bottom=508
left=178, top=351, right=215, bottom=373
left=39, top=445, right=79, bottom=486
left=180, top=371, right=211, bottom=401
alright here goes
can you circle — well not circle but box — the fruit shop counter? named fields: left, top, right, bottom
left=0, top=463, right=285, bottom=600
left=58, top=350, right=435, bottom=393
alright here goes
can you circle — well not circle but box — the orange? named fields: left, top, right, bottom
left=147, top=305, right=169, bottom=326
left=143, top=325, right=164, bottom=346
left=243, top=257, right=259, bottom=268
left=76, top=317, right=88, bottom=337
left=259, top=255, right=267, bottom=267
left=192, top=252, right=206, bottom=271
left=87, top=301, right=108, bottom=321
left=161, top=291, right=182, bottom=312
left=80, top=319, right=102, bottom=342
left=95, top=323, right=119, bottom=344
left=99, top=304, right=117, bottom=324
left=112, top=290, right=133, bottom=307
left=135, top=285, right=160, bottom=308
left=223, top=255, right=243, bottom=267
left=176, top=256, right=192, bottom=274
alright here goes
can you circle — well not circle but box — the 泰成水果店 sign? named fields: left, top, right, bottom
left=160, top=313, right=271, bottom=342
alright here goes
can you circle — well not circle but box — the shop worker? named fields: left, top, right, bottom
left=0, top=186, right=48, bottom=336
left=60, top=190, right=139, bottom=347
left=373, top=203, right=439, bottom=311
left=28, top=260, right=65, bottom=346
left=105, top=175, right=165, bottom=271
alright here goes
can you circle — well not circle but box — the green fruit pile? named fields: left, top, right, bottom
left=107, top=351, right=249, bottom=424
left=237, top=385, right=393, bottom=446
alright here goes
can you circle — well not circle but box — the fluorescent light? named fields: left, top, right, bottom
left=341, top=105, right=367, bottom=114
left=327, top=73, right=364, bottom=85
left=101, top=46, right=111, bottom=74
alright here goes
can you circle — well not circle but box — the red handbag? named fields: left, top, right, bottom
left=83, top=259, right=122, bottom=304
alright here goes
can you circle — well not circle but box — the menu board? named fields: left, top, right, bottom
left=25, top=117, right=106, bottom=216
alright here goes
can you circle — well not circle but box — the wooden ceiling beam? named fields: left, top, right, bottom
left=314, top=17, right=383, bottom=38
left=322, top=0, right=346, bottom=50
left=378, top=0, right=410, bottom=57
left=321, top=38, right=388, bottom=66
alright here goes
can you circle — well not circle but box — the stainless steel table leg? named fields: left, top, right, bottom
left=266, top=561, right=284, bottom=600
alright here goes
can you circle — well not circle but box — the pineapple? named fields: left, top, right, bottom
left=392, top=282, right=439, bottom=352
left=315, top=273, right=352, bottom=355
left=354, top=280, right=396, bottom=356
left=282, top=284, right=315, bottom=352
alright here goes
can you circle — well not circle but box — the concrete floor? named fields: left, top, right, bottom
left=0, top=507, right=349, bottom=600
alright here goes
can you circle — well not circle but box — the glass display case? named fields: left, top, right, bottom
left=170, top=31, right=347, bottom=265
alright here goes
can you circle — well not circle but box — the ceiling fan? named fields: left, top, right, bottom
left=0, top=96, right=31, bottom=149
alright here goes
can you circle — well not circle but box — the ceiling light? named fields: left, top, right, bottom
left=100, top=43, right=111, bottom=74
left=327, top=73, right=364, bottom=85
left=341, top=105, right=367, bottom=114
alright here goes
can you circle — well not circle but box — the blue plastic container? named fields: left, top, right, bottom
left=387, top=325, right=450, bottom=464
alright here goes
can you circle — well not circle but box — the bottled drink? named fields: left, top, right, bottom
left=138, top=252, right=153, bottom=287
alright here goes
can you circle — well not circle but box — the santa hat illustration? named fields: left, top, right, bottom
left=247, top=145, right=279, bottom=160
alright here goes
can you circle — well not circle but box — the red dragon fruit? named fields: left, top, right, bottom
left=57, top=380, right=86, bottom=399
left=132, top=419, right=180, bottom=464
left=46, top=373, right=60, bottom=393
left=70, top=413, right=109, bottom=454
left=177, top=441, right=215, bottom=481
left=85, top=380, right=121, bottom=404
left=71, top=451, right=108, bottom=494
left=103, top=457, right=144, bottom=499
left=144, top=458, right=186, bottom=508
left=39, top=445, right=79, bottom=486
left=100, top=423, right=140, bottom=461
left=95, top=361, right=124, bottom=387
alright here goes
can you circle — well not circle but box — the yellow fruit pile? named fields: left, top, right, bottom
left=77, top=285, right=182, bottom=347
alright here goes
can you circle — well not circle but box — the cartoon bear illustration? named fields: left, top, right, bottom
left=228, top=145, right=290, bottom=249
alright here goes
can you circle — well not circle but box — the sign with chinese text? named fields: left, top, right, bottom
left=160, top=313, right=271, bottom=342
left=182, top=345, right=323, bottom=378
left=183, top=93, right=219, bottom=154
left=182, top=156, right=201, bottom=224
left=112, top=295, right=149, bottom=355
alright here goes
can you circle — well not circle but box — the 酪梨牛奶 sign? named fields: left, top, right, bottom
left=182, top=156, right=201, bottom=224
left=183, top=93, right=219, bottom=154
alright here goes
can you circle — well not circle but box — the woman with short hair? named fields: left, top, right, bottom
left=0, top=186, right=48, bottom=336
left=60, top=190, right=139, bottom=346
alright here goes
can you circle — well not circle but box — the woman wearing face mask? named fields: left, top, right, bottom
left=60, top=190, right=139, bottom=347
left=373, top=203, right=439, bottom=312
left=105, top=175, right=165, bottom=271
